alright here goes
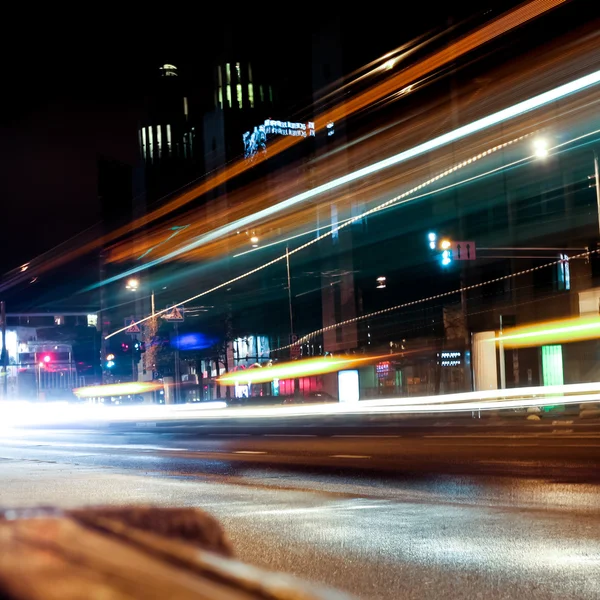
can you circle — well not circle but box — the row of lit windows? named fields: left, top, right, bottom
left=217, top=62, right=251, bottom=86
left=216, top=83, right=273, bottom=110
left=139, top=124, right=194, bottom=161
left=215, top=62, right=272, bottom=110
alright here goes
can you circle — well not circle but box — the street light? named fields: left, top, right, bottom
left=533, top=138, right=549, bottom=158
left=126, top=278, right=139, bottom=291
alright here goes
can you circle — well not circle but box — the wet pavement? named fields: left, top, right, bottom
left=0, top=428, right=599, bottom=599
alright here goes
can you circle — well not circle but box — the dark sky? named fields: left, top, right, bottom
left=0, top=1, right=527, bottom=284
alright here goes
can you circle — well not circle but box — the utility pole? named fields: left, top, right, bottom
left=99, top=251, right=108, bottom=384
left=286, top=246, right=294, bottom=340
left=131, top=334, right=137, bottom=383
left=498, top=315, right=507, bottom=389
left=1, top=301, right=7, bottom=398
left=286, top=247, right=301, bottom=397
left=173, top=321, right=180, bottom=404
left=594, top=150, right=600, bottom=237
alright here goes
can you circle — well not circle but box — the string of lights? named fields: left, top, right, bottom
left=273, top=247, right=600, bottom=352
left=106, top=124, right=600, bottom=341
left=105, top=132, right=533, bottom=339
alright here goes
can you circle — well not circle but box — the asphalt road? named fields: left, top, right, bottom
left=0, top=426, right=599, bottom=599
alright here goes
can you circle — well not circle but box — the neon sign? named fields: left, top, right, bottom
left=243, top=119, right=315, bottom=159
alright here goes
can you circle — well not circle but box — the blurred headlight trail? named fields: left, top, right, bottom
left=73, top=382, right=164, bottom=399
left=493, top=316, right=600, bottom=348
left=1, top=383, right=598, bottom=429
left=90, top=0, right=568, bottom=253
left=0, top=0, right=574, bottom=297
left=216, top=354, right=399, bottom=386
left=99, top=67, right=600, bottom=293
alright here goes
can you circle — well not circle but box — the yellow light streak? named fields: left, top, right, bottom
left=217, top=354, right=395, bottom=385
left=495, top=316, right=600, bottom=348
left=73, top=382, right=163, bottom=399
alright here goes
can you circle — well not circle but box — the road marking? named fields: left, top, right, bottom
left=263, top=434, right=317, bottom=437
left=234, top=450, right=267, bottom=455
left=329, top=454, right=371, bottom=459
left=332, top=435, right=400, bottom=438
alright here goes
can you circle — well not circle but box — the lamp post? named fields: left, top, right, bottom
left=125, top=279, right=157, bottom=383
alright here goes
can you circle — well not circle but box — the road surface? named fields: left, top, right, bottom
left=0, top=426, right=599, bottom=599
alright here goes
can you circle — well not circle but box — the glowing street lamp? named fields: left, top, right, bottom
left=126, top=278, right=139, bottom=291
left=533, top=138, right=549, bottom=158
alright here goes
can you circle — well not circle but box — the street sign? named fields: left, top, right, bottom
left=124, top=318, right=141, bottom=334
left=451, top=241, right=476, bottom=261
left=289, top=334, right=300, bottom=358
left=164, top=306, right=185, bottom=322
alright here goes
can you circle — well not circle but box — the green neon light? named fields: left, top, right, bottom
left=542, top=345, right=564, bottom=387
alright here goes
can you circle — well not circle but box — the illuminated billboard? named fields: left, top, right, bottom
left=243, top=119, right=316, bottom=159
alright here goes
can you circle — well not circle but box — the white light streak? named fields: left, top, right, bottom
left=101, top=69, right=600, bottom=287
left=1, top=383, right=597, bottom=428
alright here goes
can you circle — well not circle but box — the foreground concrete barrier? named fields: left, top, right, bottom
left=0, top=506, right=352, bottom=600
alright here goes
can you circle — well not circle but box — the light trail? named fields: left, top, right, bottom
left=73, top=382, right=164, bottom=399
left=1, top=382, right=596, bottom=429
left=105, top=120, right=600, bottom=340
left=99, top=65, right=600, bottom=288
left=105, top=132, right=529, bottom=338
left=280, top=247, right=600, bottom=351
left=217, top=353, right=401, bottom=386
left=495, top=315, right=600, bottom=348
left=0, top=0, right=572, bottom=296
left=89, top=0, right=569, bottom=268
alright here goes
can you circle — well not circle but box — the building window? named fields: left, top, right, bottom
left=225, top=63, right=231, bottom=85
left=217, top=66, right=222, bottom=86
left=236, top=84, right=243, bottom=109
left=141, top=127, right=147, bottom=160
left=183, top=96, right=188, bottom=119
left=235, top=62, right=241, bottom=82
left=557, top=253, right=571, bottom=291
left=248, top=63, right=253, bottom=82
left=148, top=126, right=153, bottom=161
left=248, top=83, right=254, bottom=108
left=269, top=85, right=273, bottom=103
left=157, top=125, right=162, bottom=158
left=218, top=88, right=223, bottom=109
left=166, top=124, right=172, bottom=155
left=226, top=85, right=232, bottom=108
left=159, top=64, right=178, bottom=77
left=259, top=85, right=264, bottom=103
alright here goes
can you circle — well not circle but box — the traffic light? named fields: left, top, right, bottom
left=38, top=353, right=53, bottom=367
left=133, top=341, right=143, bottom=363
left=427, top=232, right=437, bottom=250
left=105, top=353, right=115, bottom=369
left=427, top=232, right=453, bottom=267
